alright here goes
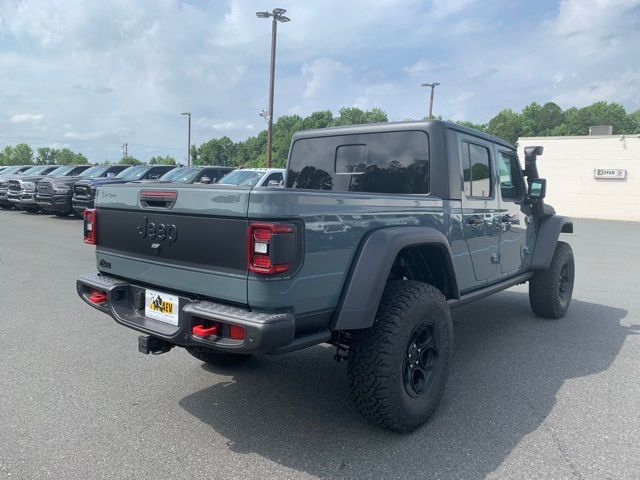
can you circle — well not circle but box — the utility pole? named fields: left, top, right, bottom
left=181, top=112, right=192, bottom=166
left=121, top=143, right=128, bottom=159
left=256, top=8, right=291, bottom=168
left=421, top=82, right=440, bottom=119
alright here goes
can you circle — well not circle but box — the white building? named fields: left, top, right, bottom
left=517, top=132, right=639, bottom=222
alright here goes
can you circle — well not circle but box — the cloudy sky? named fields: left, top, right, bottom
left=1, top=0, right=639, bottom=162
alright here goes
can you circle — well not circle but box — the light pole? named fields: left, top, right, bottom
left=256, top=8, right=290, bottom=168
left=181, top=112, right=192, bottom=166
left=121, top=143, right=128, bottom=159
left=421, top=82, right=440, bottom=119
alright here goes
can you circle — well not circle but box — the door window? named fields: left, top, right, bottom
left=263, top=172, right=284, bottom=186
left=497, top=151, right=524, bottom=200
left=461, top=141, right=492, bottom=198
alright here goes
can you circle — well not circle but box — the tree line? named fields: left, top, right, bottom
left=458, top=101, right=640, bottom=144
left=0, top=145, right=89, bottom=166
left=190, top=102, right=640, bottom=167
left=2, top=101, right=638, bottom=167
left=0, top=144, right=178, bottom=167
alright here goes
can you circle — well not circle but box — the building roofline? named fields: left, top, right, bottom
left=518, top=134, right=639, bottom=141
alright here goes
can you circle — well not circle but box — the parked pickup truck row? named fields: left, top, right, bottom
left=76, top=120, right=575, bottom=433
left=0, top=165, right=285, bottom=217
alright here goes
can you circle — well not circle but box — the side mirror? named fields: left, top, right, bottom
left=200, top=176, right=212, bottom=184
left=528, top=178, right=546, bottom=200
left=267, top=180, right=281, bottom=187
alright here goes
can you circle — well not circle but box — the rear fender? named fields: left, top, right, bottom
left=531, top=215, right=573, bottom=270
left=332, top=227, right=459, bottom=330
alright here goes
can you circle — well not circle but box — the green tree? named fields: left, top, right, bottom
left=57, top=148, right=88, bottom=165
left=486, top=109, right=523, bottom=144
left=36, top=147, right=59, bottom=164
left=119, top=155, right=143, bottom=165
left=455, top=120, right=486, bottom=131
left=0, top=145, right=15, bottom=166
left=520, top=102, right=565, bottom=137
left=149, top=155, right=176, bottom=165
left=195, top=136, right=236, bottom=166
left=300, top=110, right=334, bottom=130
left=330, top=107, right=388, bottom=127
left=12, top=143, right=34, bottom=164
left=561, top=102, right=632, bottom=135
left=629, top=109, right=640, bottom=133
left=271, top=114, right=303, bottom=167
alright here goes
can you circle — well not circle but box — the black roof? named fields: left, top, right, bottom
left=291, top=119, right=515, bottom=150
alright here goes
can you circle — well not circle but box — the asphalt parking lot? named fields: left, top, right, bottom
left=1, top=210, right=639, bottom=480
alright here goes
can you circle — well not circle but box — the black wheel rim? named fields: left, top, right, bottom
left=404, top=323, right=438, bottom=398
left=559, top=263, right=570, bottom=300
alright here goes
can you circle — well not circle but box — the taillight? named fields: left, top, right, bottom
left=247, top=223, right=295, bottom=274
left=83, top=208, right=97, bottom=245
left=229, top=324, right=246, bottom=340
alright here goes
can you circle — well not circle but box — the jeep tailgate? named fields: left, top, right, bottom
left=93, top=184, right=250, bottom=305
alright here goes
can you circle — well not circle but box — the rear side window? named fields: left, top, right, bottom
left=461, top=141, right=491, bottom=198
left=287, top=131, right=429, bottom=194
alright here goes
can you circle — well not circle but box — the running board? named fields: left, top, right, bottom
left=448, top=272, right=533, bottom=309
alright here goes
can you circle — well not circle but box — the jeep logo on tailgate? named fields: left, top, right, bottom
left=137, top=216, right=177, bottom=244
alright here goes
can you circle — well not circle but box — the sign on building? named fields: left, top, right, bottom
left=593, top=169, right=627, bottom=179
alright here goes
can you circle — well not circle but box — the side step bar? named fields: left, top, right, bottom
left=448, top=272, right=533, bottom=309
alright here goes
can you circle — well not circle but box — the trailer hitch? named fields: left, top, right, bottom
left=138, top=335, right=173, bottom=355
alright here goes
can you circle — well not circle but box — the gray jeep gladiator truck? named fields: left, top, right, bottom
left=77, top=120, right=574, bottom=432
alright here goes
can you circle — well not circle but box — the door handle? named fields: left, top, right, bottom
left=467, top=215, right=484, bottom=226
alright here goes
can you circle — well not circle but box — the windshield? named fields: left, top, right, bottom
left=0, top=166, right=22, bottom=175
left=116, top=165, right=148, bottom=180
left=21, top=165, right=47, bottom=175
left=48, top=166, right=74, bottom=177
left=218, top=170, right=263, bottom=187
left=160, top=167, right=199, bottom=183
left=79, top=166, right=106, bottom=177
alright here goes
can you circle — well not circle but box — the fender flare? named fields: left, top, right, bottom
left=530, top=215, right=573, bottom=270
left=332, top=227, right=459, bottom=330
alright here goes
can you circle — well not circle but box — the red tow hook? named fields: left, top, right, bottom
left=88, top=289, right=108, bottom=305
left=192, top=324, right=220, bottom=337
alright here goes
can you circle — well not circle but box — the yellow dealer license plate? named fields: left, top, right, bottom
left=145, top=289, right=179, bottom=326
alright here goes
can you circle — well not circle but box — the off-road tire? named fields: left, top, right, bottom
left=529, top=241, right=574, bottom=319
left=55, top=211, right=71, bottom=217
left=0, top=204, right=12, bottom=210
left=348, top=281, right=453, bottom=433
left=185, top=346, right=251, bottom=367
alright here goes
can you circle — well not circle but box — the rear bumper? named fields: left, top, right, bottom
left=76, top=272, right=297, bottom=354
left=37, top=194, right=72, bottom=211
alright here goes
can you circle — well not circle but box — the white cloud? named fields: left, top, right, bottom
left=302, top=58, right=348, bottom=98
left=430, top=0, right=476, bottom=20
left=0, top=0, right=639, bottom=161
left=10, top=113, right=44, bottom=123
left=403, top=60, right=448, bottom=77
